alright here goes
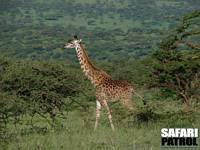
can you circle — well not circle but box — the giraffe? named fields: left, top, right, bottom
left=64, top=36, right=145, bottom=131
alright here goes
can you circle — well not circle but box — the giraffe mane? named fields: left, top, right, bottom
left=79, top=43, right=111, bottom=78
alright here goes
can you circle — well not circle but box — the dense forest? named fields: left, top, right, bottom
left=0, top=0, right=200, bottom=149
left=1, top=0, right=200, bottom=60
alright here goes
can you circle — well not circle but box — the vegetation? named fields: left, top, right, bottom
left=151, top=11, right=200, bottom=109
left=0, top=1, right=200, bottom=150
left=1, top=0, right=200, bottom=60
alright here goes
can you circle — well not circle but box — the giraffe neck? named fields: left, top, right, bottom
left=75, top=43, right=111, bottom=87
left=75, top=43, right=99, bottom=83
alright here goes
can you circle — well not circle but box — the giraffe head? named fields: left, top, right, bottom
left=64, top=35, right=82, bottom=49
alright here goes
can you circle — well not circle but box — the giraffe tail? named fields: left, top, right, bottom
left=132, top=90, right=146, bottom=105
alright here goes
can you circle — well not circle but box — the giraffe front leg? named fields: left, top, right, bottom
left=103, top=100, right=115, bottom=131
left=94, top=100, right=101, bottom=131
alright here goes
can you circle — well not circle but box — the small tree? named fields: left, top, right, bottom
left=151, top=11, right=200, bottom=110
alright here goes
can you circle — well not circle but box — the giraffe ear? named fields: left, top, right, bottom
left=74, top=35, right=78, bottom=39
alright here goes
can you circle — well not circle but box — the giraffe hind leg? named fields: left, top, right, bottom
left=121, top=95, right=134, bottom=110
left=103, top=100, right=115, bottom=131
left=123, top=98, right=134, bottom=110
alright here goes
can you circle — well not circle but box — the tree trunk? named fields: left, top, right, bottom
left=180, top=92, right=189, bottom=112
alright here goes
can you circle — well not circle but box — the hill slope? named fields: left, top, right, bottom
left=0, top=0, right=199, bottom=60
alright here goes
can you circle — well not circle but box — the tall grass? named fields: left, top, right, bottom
left=1, top=100, right=200, bottom=150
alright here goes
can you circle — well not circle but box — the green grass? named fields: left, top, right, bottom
left=1, top=100, right=200, bottom=150
left=1, top=112, right=160, bottom=150
left=5, top=126, right=160, bottom=150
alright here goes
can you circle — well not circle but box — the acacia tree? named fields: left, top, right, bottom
left=151, top=11, right=200, bottom=110
left=0, top=57, right=89, bottom=129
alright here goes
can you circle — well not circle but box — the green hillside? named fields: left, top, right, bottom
left=0, top=0, right=199, bottom=60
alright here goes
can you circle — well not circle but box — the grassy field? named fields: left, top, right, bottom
left=1, top=99, right=200, bottom=150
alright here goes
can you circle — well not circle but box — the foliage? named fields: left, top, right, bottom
left=0, top=57, right=91, bottom=133
left=0, top=0, right=199, bottom=60
left=151, top=11, right=200, bottom=107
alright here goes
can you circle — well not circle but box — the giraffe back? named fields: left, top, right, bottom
left=96, top=78, right=134, bottom=109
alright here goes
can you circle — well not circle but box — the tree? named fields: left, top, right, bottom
left=0, top=57, right=89, bottom=127
left=150, top=11, right=200, bottom=110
